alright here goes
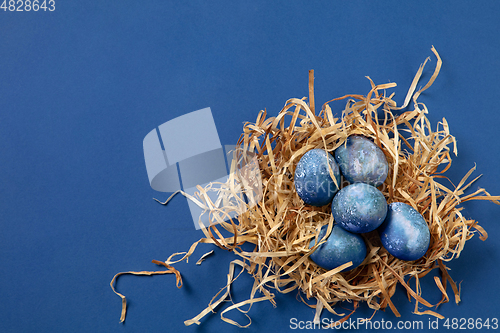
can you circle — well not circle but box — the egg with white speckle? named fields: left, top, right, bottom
left=378, top=202, right=430, bottom=261
left=309, top=224, right=367, bottom=272
left=294, top=149, right=341, bottom=207
left=334, top=135, right=389, bottom=187
left=331, top=183, right=387, bottom=233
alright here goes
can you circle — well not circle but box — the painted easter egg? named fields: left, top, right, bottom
left=334, top=135, right=389, bottom=187
left=309, top=224, right=367, bottom=272
left=294, top=149, right=341, bottom=207
left=331, top=183, right=387, bottom=233
left=378, top=202, right=430, bottom=261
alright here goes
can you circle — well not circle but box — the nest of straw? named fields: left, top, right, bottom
left=111, top=47, right=499, bottom=327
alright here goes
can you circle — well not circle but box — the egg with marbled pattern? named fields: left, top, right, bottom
left=331, top=183, right=387, bottom=233
left=294, top=149, right=341, bottom=207
left=378, top=202, right=430, bottom=261
left=309, top=224, right=367, bottom=272
left=334, top=135, right=389, bottom=187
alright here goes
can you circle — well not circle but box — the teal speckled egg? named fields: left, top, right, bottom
left=331, top=183, right=388, bottom=233
left=309, top=224, right=367, bottom=272
left=334, top=135, right=389, bottom=187
left=294, top=149, right=341, bottom=207
left=378, top=202, right=430, bottom=261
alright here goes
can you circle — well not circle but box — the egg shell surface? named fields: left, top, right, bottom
left=378, top=202, right=430, bottom=261
left=334, top=135, right=389, bottom=187
left=294, top=149, right=341, bottom=207
left=309, top=224, right=367, bottom=272
left=331, top=183, right=388, bottom=233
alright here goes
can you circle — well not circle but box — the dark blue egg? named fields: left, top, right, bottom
left=378, top=202, right=430, bottom=261
left=334, top=135, right=389, bottom=187
left=309, top=224, right=367, bottom=272
left=331, top=183, right=387, bottom=233
left=294, top=149, right=341, bottom=206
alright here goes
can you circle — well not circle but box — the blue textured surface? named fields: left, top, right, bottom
left=309, top=224, right=367, bottom=272
left=378, top=202, right=431, bottom=261
left=331, top=183, right=388, bottom=233
left=335, top=135, right=389, bottom=187
left=294, top=149, right=340, bottom=206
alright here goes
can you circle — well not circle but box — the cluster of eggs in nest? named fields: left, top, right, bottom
left=294, top=135, right=430, bottom=271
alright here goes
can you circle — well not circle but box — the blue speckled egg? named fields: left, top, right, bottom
left=309, top=224, right=367, bottom=272
left=294, top=149, right=341, bottom=207
left=331, top=183, right=387, bottom=233
left=334, top=135, right=389, bottom=187
left=378, top=202, right=430, bottom=261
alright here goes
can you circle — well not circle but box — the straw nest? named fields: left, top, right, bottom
left=111, top=47, right=499, bottom=327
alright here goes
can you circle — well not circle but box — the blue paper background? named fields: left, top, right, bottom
left=1, top=1, right=499, bottom=332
